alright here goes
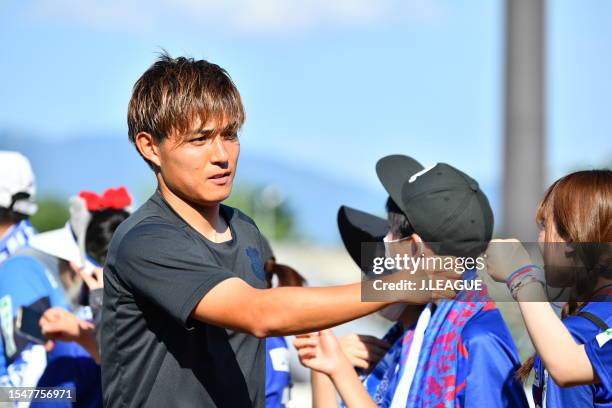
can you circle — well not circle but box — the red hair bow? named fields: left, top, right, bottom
left=79, top=186, right=132, bottom=211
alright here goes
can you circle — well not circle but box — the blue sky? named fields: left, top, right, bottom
left=1, top=0, right=610, bottom=193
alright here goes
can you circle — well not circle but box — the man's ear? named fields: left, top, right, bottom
left=135, top=132, right=162, bottom=168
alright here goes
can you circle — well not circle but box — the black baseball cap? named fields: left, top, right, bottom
left=376, top=154, right=493, bottom=258
left=337, top=205, right=387, bottom=274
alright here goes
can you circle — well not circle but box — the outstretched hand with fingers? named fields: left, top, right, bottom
left=294, top=330, right=350, bottom=376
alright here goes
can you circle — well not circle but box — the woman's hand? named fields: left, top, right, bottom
left=294, top=330, right=351, bottom=377
left=485, top=238, right=533, bottom=282
left=71, top=262, right=104, bottom=290
left=338, top=333, right=389, bottom=372
left=297, top=331, right=382, bottom=408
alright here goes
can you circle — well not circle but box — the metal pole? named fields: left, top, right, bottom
left=503, top=0, right=546, bottom=241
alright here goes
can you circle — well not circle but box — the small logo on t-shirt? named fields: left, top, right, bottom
left=246, top=247, right=266, bottom=281
left=269, top=347, right=290, bottom=372
left=596, top=328, right=612, bottom=348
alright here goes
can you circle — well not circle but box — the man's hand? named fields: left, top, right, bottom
left=338, top=333, right=390, bottom=372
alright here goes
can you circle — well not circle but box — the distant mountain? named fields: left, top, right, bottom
left=0, top=132, right=391, bottom=243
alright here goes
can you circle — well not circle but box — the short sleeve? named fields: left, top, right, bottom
left=586, top=331, right=612, bottom=392
left=112, top=223, right=235, bottom=326
left=457, top=309, right=529, bottom=408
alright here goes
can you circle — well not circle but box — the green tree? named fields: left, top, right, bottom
left=224, top=184, right=297, bottom=241
left=30, top=197, right=69, bottom=232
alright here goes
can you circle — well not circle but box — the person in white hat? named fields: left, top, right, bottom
left=0, top=185, right=131, bottom=407
left=0, top=151, right=38, bottom=263
left=0, top=151, right=62, bottom=397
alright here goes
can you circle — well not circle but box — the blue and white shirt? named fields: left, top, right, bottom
left=266, top=336, right=292, bottom=408
left=0, top=220, right=35, bottom=264
left=0, top=250, right=101, bottom=407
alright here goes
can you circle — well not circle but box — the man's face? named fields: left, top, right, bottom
left=156, top=118, right=240, bottom=206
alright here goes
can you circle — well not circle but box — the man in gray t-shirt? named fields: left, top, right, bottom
left=101, top=53, right=438, bottom=408
left=102, top=192, right=267, bottom=407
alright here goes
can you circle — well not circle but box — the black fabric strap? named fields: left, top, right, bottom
left=578, top=311, right=610, bottom=332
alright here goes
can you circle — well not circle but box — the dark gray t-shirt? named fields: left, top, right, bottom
left=101, top=191, right=267, bottom=407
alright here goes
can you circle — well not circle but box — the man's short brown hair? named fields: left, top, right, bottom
left=127, top=53, right=245, bottom=165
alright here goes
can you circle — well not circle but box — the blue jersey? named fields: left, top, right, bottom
left=265, top=336, right=292, bottom=408
left=33, top=341, right=102, bottom=408
left=0, top=254, right=68, bottom=382
left=586, top=327, right=612, bottom=394
left=454, top=307, right=528, bottom=407
left=0, top=252, right=102, bottom=408
left=357, top=305, right=527, bottom=408
left=534, top=301, right=612, bottom=408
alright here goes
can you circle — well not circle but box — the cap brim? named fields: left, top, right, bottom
left=375, top=155, right=424, bottom=209
left=28, top=224, right=84, bottom=267
left=337, top=205, right=388, bottom=272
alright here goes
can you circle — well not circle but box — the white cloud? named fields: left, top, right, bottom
left=21, top=0, right=450, bottom=36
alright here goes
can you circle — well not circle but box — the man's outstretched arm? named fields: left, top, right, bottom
left=191, top=277, right=387, bottom=338
left=116, top=224, right=451, bottom=338
left=192, top=263, right=455, bottom=338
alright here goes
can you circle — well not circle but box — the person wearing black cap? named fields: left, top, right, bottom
left=295, top=155, right=528, bottom=408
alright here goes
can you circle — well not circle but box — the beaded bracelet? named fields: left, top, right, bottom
left=506, top=264, right=545, bottom=300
